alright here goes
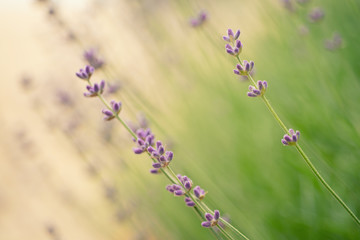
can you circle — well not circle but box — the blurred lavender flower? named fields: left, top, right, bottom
left=298, top=25, right=309, bottom=36
left=234, top=60, right=254, bottom=76
left=247, top=80, right=268, bottom=97
left=102, top=100, right=122, bottom=121
left=194, top=185, right=206, bottom=200
left=281, top=129, right=300, bottom=146
left=84, top=80, right=105, bottom=97
left=56, top=90, right=73, bottom=106
left=324, top=33, right=343, bottom=51
left=190, top=10, right=208, bottom=27
left=76, top=65, right=94, bottom=80
left=281, top=0, right=295, bottom=12
left=201, top=210, right=220, bottom=228
left=185, top=197, right=195, bottom=207
left=309, top=7, right=324, bottom=22
left=84, top=48, right=105, bottom=69
left=133, top=128, right=155, bottom=154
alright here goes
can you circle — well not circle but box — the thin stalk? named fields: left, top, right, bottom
left=217, top=225, right=236, bottom=240
left=295, top=144, right=360, bottom=226
left=232, top=58, right=360, bottom=226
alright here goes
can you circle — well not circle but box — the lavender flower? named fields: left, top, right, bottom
left=281, top=0, right=295, bottom=12
left=177, top=174, right=193, bottom=191
left=324, top=33, right=343, bottom=51
left=234, top=60, right=254, bottom=76
left=190, top=10, right=208, bottom=27
left=76, top=65, right=94, bottom=80
left=84, top=80, right=105, bottom=97
left=223, top=29, right=240, bottom=43
left=194, top=186, right=206, bottom=200
left=102, top=100, right=122, bottom=121
left=133, top=128, right=155, bottom=154
left=247, top=80, right=268, bottom=97
left=166, top=184, right=185, bottom=196
left=84, top=48, right=105, bottom=69
left=201, top=210, right=220, bottom=228
left=148, top=141, right=173, bottom=172
left=225, top=40, right=243, bottom=56
left=185, top=197, right=195, bottom=207
left=281, top=129, right=300, bottom=146
left=309, top=7, right=324, bottom=22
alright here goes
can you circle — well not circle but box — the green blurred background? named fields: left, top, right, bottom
left=1, top=0, right=360, bottom=239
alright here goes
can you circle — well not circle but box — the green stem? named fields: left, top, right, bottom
left=232, top=59, right=360, bottom=227
left=260, top=95, right=288, bottom=134
left=217, top=225, right=235, bottom=240
left=295, top=144, right=360, bottom=226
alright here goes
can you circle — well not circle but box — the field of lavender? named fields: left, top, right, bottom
left=1, top=0, right=360, bottom=239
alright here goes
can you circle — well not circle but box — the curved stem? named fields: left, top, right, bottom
left=295, top=144, right=360, bottom=226
left=232, top=58, right=360, bottom=227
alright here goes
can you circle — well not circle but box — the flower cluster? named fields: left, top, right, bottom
left=84, top=80, right=105, bottom=97
left=223, top=29, right=242, bottom=56
left=102, top=100, right=122, bottom=121
left=76, top=65, right=94, bottom=80
left=247, top=80, right=268, bottom=97
left=148, top=141, right=174, bottom=171
left=201, top=210, right=220, bottom=228
left=281, top=129, right=300, bottom=146
left=189, top=10, right=208, bottom=27
left=166, top=184, right=186, bottom=196
left=234, top=60, right=255, bottom=76
left=133, top=128, right=155, bottom=154
left=84, top=48, right=105, bottom=69
left=177, top=174, right=193, bottom=191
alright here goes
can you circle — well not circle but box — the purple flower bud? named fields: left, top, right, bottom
left=234, top=69, right=240, bottom=75
left=102, top=109, right=113, bottom=117
left=223, top=36, right=230, bottom=42
left=234, top=30, right=240, bottom=40
left=100, top=80, right=105, bottom=91
left=76, top=65, right=94, bottom=80
left=214, top=210, right=220, bottom=220
left=184, top=181, right=192, bottom=190
left=253, top=89, right=261, bottom=95
left=284, top=135, right=292, bottom=142
left=174, top=190, right=185, bottom=196
left=133, top=148, right=144, bottom=154
left=147, top=146, right=155, bottom=153
left=156, top=141, right=162, bottom=149
left=235, top=40, right=242, bottom=49
left=150, top=169, right=160, bottom=174
left=166, top=151, right=173, bottom=161
left=186, top=201, right=195, bottom=207
left=247, top=92, right=257, bottom=97
left=228, top=29, right=234, bottom=38
left=158, top=146, right=165, bottom=155
left=281, top=139, right=289, bottom=145
left=152, top=162, right=162, bottom=168
left=201, top=222, right=211, bottom=228
left=205, top=213, right=213, bottom=221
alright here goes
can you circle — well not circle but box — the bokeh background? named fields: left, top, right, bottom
left=1, top=0, right=360, bottom=239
